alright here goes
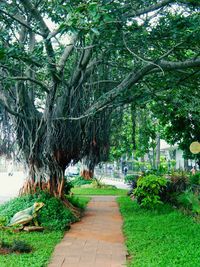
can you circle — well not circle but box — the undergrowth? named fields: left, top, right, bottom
left=0, top=191, right=77, bottom=231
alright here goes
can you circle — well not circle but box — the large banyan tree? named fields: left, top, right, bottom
left=0, top=0, right=200, bottom=197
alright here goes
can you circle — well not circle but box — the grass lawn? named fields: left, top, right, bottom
left=118, top=196, right=200, bottom=267
left=0, top=196, right=90, bottom=267
left=71, top=187, right=128, bottom=196
left=0, top=229, right=63, bottom=267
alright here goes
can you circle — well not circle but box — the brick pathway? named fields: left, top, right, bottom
left=48, top=196, right=127, bottom=267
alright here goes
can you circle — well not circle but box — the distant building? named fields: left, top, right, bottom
left=160, top=140, right=195, bottom=170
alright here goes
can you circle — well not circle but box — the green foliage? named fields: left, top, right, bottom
left=124, top=174, right=139, bottom=184
left=134, top=175, right=168, bottom=208
left=0, top=239, right=10, bottom=249
left=0, top=191, right=77, bottom=230
left=189, top=172, right=200, bottom=185
left=0, top=239, right=32, bottom=253
left=0, top=194, right=89, bottom=266
left=169, top=171, right=189, bottom=192
left=67, top=196, right=90, bottom=210
left=37, top=192, right=76, bottom=230
left=177, top=190, right=200, bottom=214
left=91, top=179, right=117, bottom=189
left=64, top=179, right=74, bottom=194
left=0, top=229, right=63, bottom=267
left=0, top=216, right=7, bottom=227
left=118, top=196, right=200, bottom=267
left=11, top=240, right=32, bottom=253
left=71, top=176, right=92, bottom=187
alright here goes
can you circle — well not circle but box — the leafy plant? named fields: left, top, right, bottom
left=189, top=172, right=200, bottom=185
left=0, top=191, right=78, bottom=231
left=124, top=174, right=139, bottom=184
left=64, top=179, right=74, bottom=194
left=0, top=239, right=32, bottom=253
left=0, top=216, right=7, bottom=226
left=71, top=176, right=92, bottom=187
left=134, top=174, right=168, bottom=208
left=11, top=240, right=32, bottom=253
left=177, top=190, right=200, bottom=214
left=67, top=196, right=90, bottom=210
left=0, top=239, right=10, bottom=249
left=169, top=171, right=189, bottom=192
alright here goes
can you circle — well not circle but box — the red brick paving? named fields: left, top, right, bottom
left=48, top=196, right=127, bottom=267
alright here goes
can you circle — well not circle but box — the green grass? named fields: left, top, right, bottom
left=71, top=187, right=128, bottom=196
left=0, top=195, right=89, bottom=267
left=0, top=229, right=63, bottom=267
left=118, top=196, right=200, bottom=267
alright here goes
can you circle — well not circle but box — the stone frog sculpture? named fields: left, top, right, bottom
left=8, top=202, right=44, bottom=227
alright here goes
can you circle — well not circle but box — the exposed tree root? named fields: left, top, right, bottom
left=19, top=180, right=81, bottom=219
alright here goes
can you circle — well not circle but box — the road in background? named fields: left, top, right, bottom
left=101, top=178, right=130, bottom=190
left=0, top=170, right=129, bottom=204
left=0, top=171, right=26, bottom=204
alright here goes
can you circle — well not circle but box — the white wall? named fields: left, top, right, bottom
left=175, top=149, right=184, bottom=169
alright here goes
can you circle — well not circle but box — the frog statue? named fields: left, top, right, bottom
left=8, top=202, right=44, bottom=227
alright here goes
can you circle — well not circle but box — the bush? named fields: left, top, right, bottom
left=169, top=171, right=189, bottom=192
left=189, top=172, right=200, bottom=185
left=125, top=174, right=140, bottom=196
left=134, top=174, right=168, bottom=208
left=124, top=174, right=139, bottom=184
left=0, top=191, right=78, bottom=230
left=177, top=190, right=200, bottom=214
left=64, top=179, right=74, bottom=194
left=71, top=176, right=92, bottom=187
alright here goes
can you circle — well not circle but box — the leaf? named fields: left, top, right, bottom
left=0, top=48, right=5, bottom=59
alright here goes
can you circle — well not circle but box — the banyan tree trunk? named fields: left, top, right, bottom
left=19, top=163, right=81, bottom=218
left=80, top=169, right=94, bottom=179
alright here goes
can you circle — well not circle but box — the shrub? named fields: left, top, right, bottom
left=67, top=196, right=90, bottom=210
left=64, top=179, right=74, bottom=194
left=124, top=174, right=139, bottom=184
left=189, top=172, right=200, bottom=185
left=0, top=191, right=77, bottom=231
left=125, top=174, right=140, bottom=196
left=134, top=174, right=168, bottom=208
left=169, top=171, right=189, bottom=192
left=71, top=176, right=92, bottom=187
left=177, top=190, right=200, bottom=214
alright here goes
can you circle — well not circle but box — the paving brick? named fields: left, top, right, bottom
left=48, top=196, right=127, bottom=267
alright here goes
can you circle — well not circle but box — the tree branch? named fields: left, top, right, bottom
left=159, top=58, right=200, bottom=70
left=69, top=57, right=200, bottom=119
left=20, top=0, right=58, bottom=80
left=0, top=8, right=43, bottom=36
left=0, top=91, right=28, bottom=119
left=127, top=0, right=174, bottom=18
left=8, top=77, right=49, bottom=93
left=57, top=34, right=78, bottom=75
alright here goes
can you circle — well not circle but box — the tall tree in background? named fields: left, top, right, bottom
left=0, top=0, right=200, bottom=198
